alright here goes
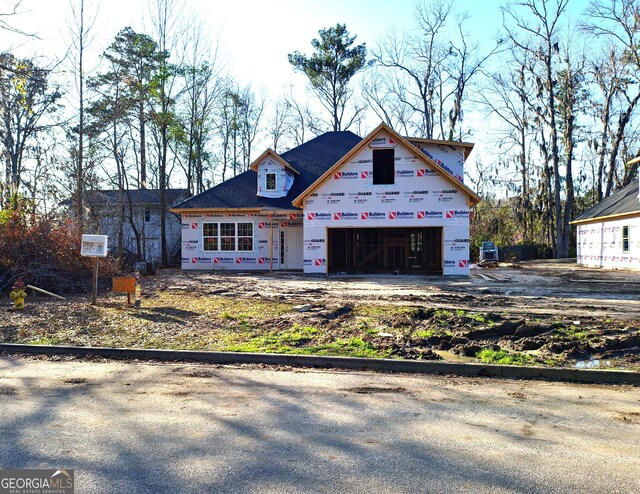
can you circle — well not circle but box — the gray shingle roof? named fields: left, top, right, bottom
left=573, top=180, right=640, bottom=222
left=172, top=131, right=362, bottom=211
left=87, top=189, right=190, bottom=206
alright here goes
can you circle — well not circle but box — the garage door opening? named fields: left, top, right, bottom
left=328, top=227, right=442, bottom=274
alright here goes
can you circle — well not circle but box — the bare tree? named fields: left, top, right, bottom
left=502, top=0, right=570, bottom=257
left=149, top=0, right=185, bottom=266
left=373, top=0, right=498, bottom=139
left=67, top=0, right=97, bottom=231
left=266, top=96, right=293, bottom=153
left=480, top=46, right=537, bottom=244
left=584, top=0, right=640, bottom=198
left=180, top=18, right=223, bottom=194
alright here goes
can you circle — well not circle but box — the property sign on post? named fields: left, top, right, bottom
left=80, top=235, right=108, bottom=257
left=81, top=235, right=108, bottom=305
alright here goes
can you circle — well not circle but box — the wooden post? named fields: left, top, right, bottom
left=269, top=217, right=274, bottom=273
left=91, top=256, right=99, bottom=305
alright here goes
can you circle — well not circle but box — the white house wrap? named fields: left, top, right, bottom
left=171, top=123, right=479, bottom=275
left=572, top=173, right=640, bottom=271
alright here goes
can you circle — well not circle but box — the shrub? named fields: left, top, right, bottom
left=0, top=208, right=122, bottom=294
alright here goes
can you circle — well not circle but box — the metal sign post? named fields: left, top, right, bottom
left=81, top=235, right=108, bottom=305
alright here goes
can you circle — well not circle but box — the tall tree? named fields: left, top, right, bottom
left=288, top=24, right=369, bottom=131
left=584, top=0, right=640, bottom=198
left=150, top=0, right=182, bottom=266
left=87, top=47, right=136, bottom=257
left=556, top=45, right=587, bottom=257
left=101, top=27, right=163, bottom=190
left=179, top=17, right=223, bottom=194
left=0, top=53, right=61, bottom=207
left=67, top=0, right=96, bottom=231
left=502, top=0, right=570, bottom=257
left=480, top=46, right=537, bottom=244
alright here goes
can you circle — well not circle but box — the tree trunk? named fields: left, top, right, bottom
left=139, top=99, right=147, bottom=189
left=76, top=0, right=85, bottom=233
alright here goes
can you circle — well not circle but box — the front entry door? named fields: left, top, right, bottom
left=280, top=228, right=303, bottom=270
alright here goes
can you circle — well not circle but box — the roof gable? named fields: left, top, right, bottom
left=292, top=122, right=480, bottom=208
left=249, top=149, right=300, bottom=175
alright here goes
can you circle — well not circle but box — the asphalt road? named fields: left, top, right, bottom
left=0, top=356, right=638, bottom=493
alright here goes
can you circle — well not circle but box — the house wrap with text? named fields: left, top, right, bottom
left=572, top=161, right=640, bottom=270
left=170, top=122, right=480, bottom=275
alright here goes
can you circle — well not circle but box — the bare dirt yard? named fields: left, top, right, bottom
left=2, top=260, right=640, bottom=370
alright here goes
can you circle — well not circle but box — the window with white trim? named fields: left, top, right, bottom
left=203, top=221, right=253, bottom=252
left=623, top=225, right=629, bottom=252
left=266, top=172, right=277, bottom=191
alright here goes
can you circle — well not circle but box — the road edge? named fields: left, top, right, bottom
left=1, top=343, right=638, bottom=384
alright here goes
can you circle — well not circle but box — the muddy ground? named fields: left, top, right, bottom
left=2, top=260, right=639, bottom=370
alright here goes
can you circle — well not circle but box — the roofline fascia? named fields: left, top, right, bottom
left=169, top=207, right=301, bottom=215
left=170, top=207, right=264, bottom=214
left=405, top=137, right=475, bottom=162
left=292, top=122, right=480, bottom=208
left=570, top=210, right=640, bottom=225
left=405, top=137, right=474, bottom=148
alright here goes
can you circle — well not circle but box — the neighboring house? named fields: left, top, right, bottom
left=572, top=174, right=640, bottom=270
left=85, top=188, right=190, bottom=263
left=171, top=122, right=480, bottom=275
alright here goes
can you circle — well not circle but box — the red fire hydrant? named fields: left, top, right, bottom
left=9, top=278, right=27, bottom=310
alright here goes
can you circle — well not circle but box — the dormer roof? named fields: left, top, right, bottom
left=249, top=148, right=300, bottom=175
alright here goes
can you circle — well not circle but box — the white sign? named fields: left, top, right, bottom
left=81, top=234, right=108, bottom=257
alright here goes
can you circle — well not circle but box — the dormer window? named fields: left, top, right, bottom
left=266, top=173, right=277, bottom=191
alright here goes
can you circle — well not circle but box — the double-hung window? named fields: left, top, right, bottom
left=203, top=221, right=253, bottom=252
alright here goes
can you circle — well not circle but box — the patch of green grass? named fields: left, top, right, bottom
left=476, top=348, right=534, bottom=366
left=415, top=329, right=436, bottom=339
left=225, top=329, right=384, bottom=358
left=560, top=325, right=589, bottom=340
left=467, top=312, right=486, bottom=323
left=298, top=337, right=384, bottom=358
left=434, top=308, right=453, bottom=318
left=29, top=336, right=64, bottom=346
